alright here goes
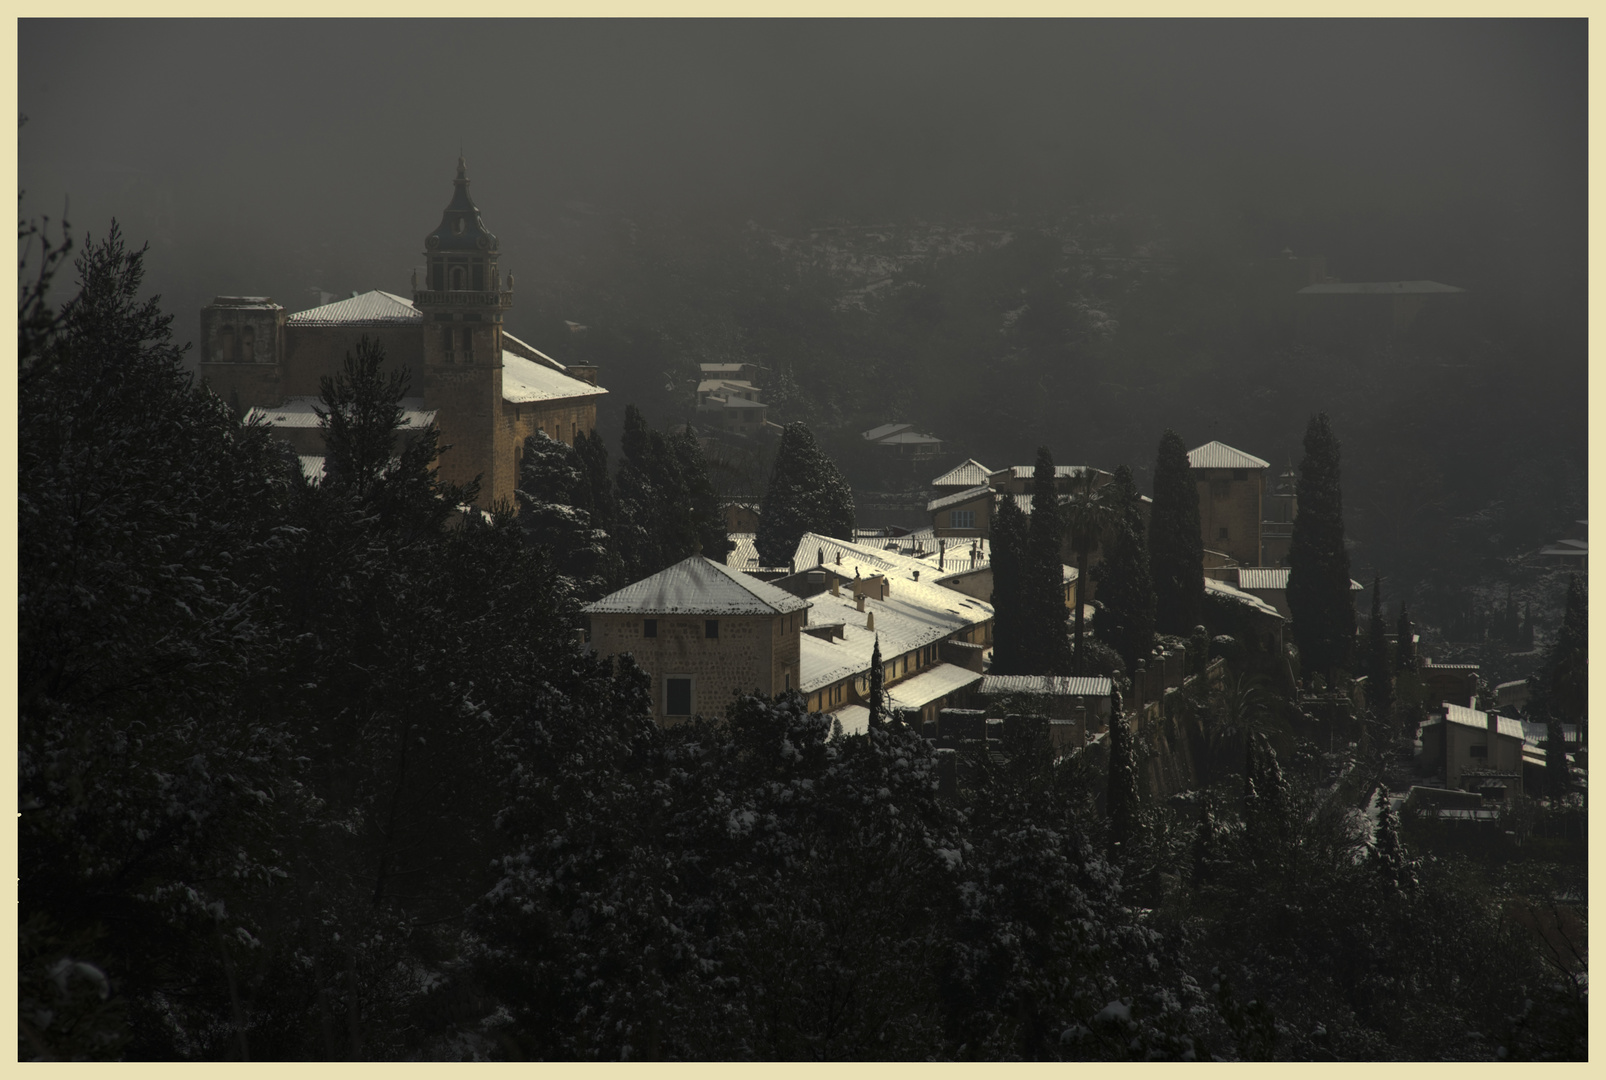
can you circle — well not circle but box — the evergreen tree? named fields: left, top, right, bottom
left=1544, top=717, right=1571, bottom=798
left=867, top=637, right=888, bottom=732
left=988, top=493, right=1030, bottom=675
left=1064, top=465, right=1115, bottom=676
left=1520, top=601, right=1535, bottom=650
left=1394, top=604, right=1417, bottom=674
left=517, top=431, right=611, bottom=599
left=1092, top=464, right=1156, bottom=675
left=1547, top=577, right=1587, bottom=730
left=1026, top=447, right=1074, bottom=675
left=670, top=425, right=732, bottom=563
left=1105, top=706, right=1140, bottom=861
left=1365, top=577, right=1393, bottom=727
left=1149, top=429, right=1203, bottom=636
left=315, top=336, right=411, bottom=500
left=1191, top=792, right=1219, bottom=887
left=1370, top=785, right=1413, bottom=892
left=1286, top=413, right=1355, bottom=683
left=755, top=421, right=855, bottom=567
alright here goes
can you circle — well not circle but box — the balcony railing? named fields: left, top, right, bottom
left=413, top=289, right=513, bottom=307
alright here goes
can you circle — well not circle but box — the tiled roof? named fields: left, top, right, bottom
left=876, top=431, right=943, bottom=445
left=887, top=663, right=984, bottom=710
left=1187, top=441, right=1271, bottom=470
left=1205, top=576, right=1283, bottom=620
left=584, top=556, right=808, bottom=616
left=977, top=675, right=1114, bottom=698
left=1007, top=465, right=1108, bottom=480
left=932, top=458, right=995, bottom=488
left=503, top=352, right=608, bottom=404
left=298, top=455, right=326, bottom=481
left=1298, top=280, right=1465, bottom=295
left=1427, top=703, right=1527, bottom=743
left=286, top=289, right=421, bottom=326
left=827, top=703, right=871, bottom=736
left=247, top=396, right=436, bottom=430
left=1234, top=568, right=1363, bottom=591
left=927, top=484, right=994, bottom=513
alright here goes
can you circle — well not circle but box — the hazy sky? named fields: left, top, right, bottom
left=19, top=19, right=1586, bottom=343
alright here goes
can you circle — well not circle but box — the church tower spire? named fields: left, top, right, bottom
left=416, top=156, right=517, bottom=506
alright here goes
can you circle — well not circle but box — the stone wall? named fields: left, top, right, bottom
left=426, top=363, right=508, bottom=505
left=1194, top=467, right=1264, bottom=567
left=590, top=610, right=801, bottom=726
left=507, top=397, right=600, bottom=475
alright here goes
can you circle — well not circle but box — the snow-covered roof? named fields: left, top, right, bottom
left=502, top=352, right=609, bottom=404
left=1298, top=280, right=1465, bottom=295
left=298, top=455, right=326, bottom=481
left=287, top=290, right=421, bottom=326
left=862, top=422, right=913, bottom=442
left=887, top=663, right=984, bottom=711
left=927, top=484, right=994, bottom=513
left=797, top=596, right=991, bottom=694
left=697, top=379, right=757, bottom=394
left=1204, top=576, right=1284, bottom=620
left=704, top=395, right=767, bottom=409
left=584, top=556, right=808, bottom=616
left=1187, top=441, right=1271, bottom=470
left=1007, top=465, right=1109, bottom=481
left=932, top=458, right=996, bottom=489
left=1425, top=703, right=1527, bottom=743
left=247, top=396, right=436, bottom=430
left=876, top=431, right=943, bottom=446
left=828, top=703, right=871, bottom=737
left=977, top=675, right=1113, bottom=698
left=501, top=331, right=571, bottom=372
left=1233, top=568, right=1364, bottom=592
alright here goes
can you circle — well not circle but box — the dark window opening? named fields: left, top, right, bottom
left=705, top=619, right=719, bottom=639
left=218, top=325, right=235, bottom=362
left=1218, top=527, right=1229, bottom=539
left=472, top=261, right=485, bottom=290
left=643, top=619, right=657, bottom=638
left=666, top=677, right=692, bottom=716
left=442, top=326, right=454, bottom=362
left=451, top=266, right=465, bottom=290
left=1470, top=744, right=1487, bottom=758
left=1233, top=469, right=1248, bottom=481
left=462, top=328, right=474, bottom=361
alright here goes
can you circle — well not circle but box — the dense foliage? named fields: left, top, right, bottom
left=18, top=220, right=1585, bottom=1062
left=755, top=421, right=856, bottom=567
left=1092, top=465, right=1156, bottom=673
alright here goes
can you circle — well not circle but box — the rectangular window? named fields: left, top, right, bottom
left=952, top=509, right=975, bottom=529
left=643, top=619, right=657, bottom=638
left=1470, top=744, right=1487, bottom=758
left=665, top=676, right=692, bottom=716
left=705, top=619, right=719, bottom=639
left=1233, top=469, right=1247, bottom=481
left=472, top=261, right=485, bottom=290
left=1218, top=527, right=1229, bottom=540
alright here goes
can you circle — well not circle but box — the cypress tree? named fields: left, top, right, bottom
left=670, top=426, right=731, bottom=563
left=1545, top=717, right=1571, bottom=798
left=1026, top=447, right=1073, bottom=675
left=755, top=422, right=855, bottom=567
left=1149, top=429, right=1203, bottom=636
left=988, top=493, right=1029, bottom=675
left=1547, top=577, right=1587, bottom=734
left=866, top=637, right=888, bottom=732
left=1093, top=464, right=1157, bottom=674
left=1105, top=705, right=1140, bottom=861
left=1286, top=413, right=1355, bottom=683
left=1370, top=785, right=1413, bottom=892
left=1394, top=604, right=1417, bottom=674
left=1064, top=466, right=1115, bottom=677
left=1366, top=577, right=1393, bottom=726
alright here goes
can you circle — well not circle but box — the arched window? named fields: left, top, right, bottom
left=450, top=266, right=465, bottom=291
left=472, top=260, right=485, bottom=290
left=241, top=325, right=256, bottom=363
left=461, top=327, right=474, bottom=361
left=430, top=259, right=444, bottom=291
left=218, top=325, right=235, bottom=362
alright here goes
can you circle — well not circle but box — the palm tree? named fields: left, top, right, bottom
left=1062, top=468, right=1115, bottom=676
left=1189, top=670, right=1285, bottom=786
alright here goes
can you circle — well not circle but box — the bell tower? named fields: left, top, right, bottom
left=416, top=156, right=516, bottom=506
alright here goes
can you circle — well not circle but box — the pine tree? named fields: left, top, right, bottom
left=316, top=336, right=412, bottom=501
left=1286, top=413, right=1355, bottom=684
left=867, top=637, right=888, bottom=732
left=755, top=422, right=856, bottom=567
left=988, top=493, right=1029, bottom=675
left=1366, top=577, right=1393, bottom=728
left=1394, top=604, right=1417, bottom=674
left=1105, top=706, right=1140, bottom=860
left=671, top=425, right=732, bottom=563
left=1026, top=447, right=1074, bottom=675
left=1093, top=464, right=1157, bottom=675
left=1149, top=429, right=1203, bottom=636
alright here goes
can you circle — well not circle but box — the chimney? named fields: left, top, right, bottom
left=866, top=611, right=875, bottom=632
left=830, top=576, right=840, bottom=597
left=939, top=540, right=946, bottom=571
left=856, top=593, right=865, bottom=612
left=913, top=570, right=920, bottom=582
left=1486, top=708, right=1500, bottom=773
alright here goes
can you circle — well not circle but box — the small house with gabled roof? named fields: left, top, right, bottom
left=1188, top=440, right=1270, bottom=568
left=583, top=556, right=808, bottom=725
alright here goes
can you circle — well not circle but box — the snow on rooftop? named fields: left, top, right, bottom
left=286, top=290, right=421, bottom=326
left=1205, top=576, right=1284, bottom=620
left=927, top=484, right=994, bottom=513
left=932, top=458, right=996, bottom=489
left=247, top=396, right=436, bottom=430
left=828, top=703, right=871, bottom=736
left=502, top=351, right=609, bottom=404
left=584, top=556, right=807, bottom=617
left=1234, top=568, right=1364, bottom=592
left=977, top=675, right=1113, bottom=698
left=298, top=455, right=326, bottom=481
left=1428, top=703, right=1528, bottom=743
left=1187, top=441, right=1271, bottom=470
left=887, top=663, right=984, bottom=711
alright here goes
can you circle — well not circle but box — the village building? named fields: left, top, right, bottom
left=1187, top=441, right=1269, bottom=568
left=583, top=556, right=809, bottom=726
left=974, top=674, right=1114, bottom=745
left=1208, top=566, right=1366, bottom=622
left=696, top=362, right=775, bottom=439
left=1534, top=519, right=1588, bottom=573
left=1419, top=703, right=1545, bottom=801
left=862, top=422, right=946, bottom=462
left=200, top=158, right=606, bottom=508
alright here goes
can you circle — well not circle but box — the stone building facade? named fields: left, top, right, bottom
left=1188, top=441, right=1269, bottom=568
left=584, top=556, right=809, bottom=726
left=199, top=158, right=606, bottom=508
